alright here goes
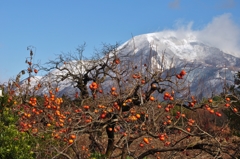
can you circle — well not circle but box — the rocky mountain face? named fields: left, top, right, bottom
left=117, top=32, right=240, bottom=97
left=21, top=32, right=240, bottom=98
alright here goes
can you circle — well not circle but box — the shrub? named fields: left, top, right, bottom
left=0, top=94, right=35, bottom=159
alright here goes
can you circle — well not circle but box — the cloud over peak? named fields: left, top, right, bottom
left=197, top=13, right=240, bottom=56
left=160, top=13, right=240, bottom=57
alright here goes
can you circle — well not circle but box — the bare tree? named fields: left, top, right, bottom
left=11, top=43, right=240, bottom=159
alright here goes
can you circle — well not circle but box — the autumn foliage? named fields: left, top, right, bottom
left=0, top=45, right=240, bottom=159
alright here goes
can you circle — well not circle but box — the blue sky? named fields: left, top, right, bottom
left=0, top=0, right=240, bottom=83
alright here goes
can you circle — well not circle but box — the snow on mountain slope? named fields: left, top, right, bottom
left=22, top=31, right=240, bottom=98
left=122, top=32, right=239, bottom=65
left=117, top=32, right=240, bottom=97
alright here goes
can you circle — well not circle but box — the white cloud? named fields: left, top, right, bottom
left=161, top=13, right=240, bottom=57
left=197, top=13, right=240, bottom=57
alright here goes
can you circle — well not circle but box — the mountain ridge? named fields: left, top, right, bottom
left=20, top=32, right=240, bottom=98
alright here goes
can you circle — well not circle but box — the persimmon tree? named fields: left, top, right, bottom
left=5, top=44, right=240, bottom=159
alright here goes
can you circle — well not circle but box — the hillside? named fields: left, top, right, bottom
left=21, top=32, right=240, bottom=98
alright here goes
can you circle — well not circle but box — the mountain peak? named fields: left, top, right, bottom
left=20, top=32, right=240, bottom=98
left=122, top=32, right=239, bottom=64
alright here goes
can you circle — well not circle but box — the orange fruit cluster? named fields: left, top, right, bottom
left=89, top=82, right=98, bottom=90
left=176, top=70, right=186, bottom=79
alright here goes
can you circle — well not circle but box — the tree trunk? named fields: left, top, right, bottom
left=105, top=124, right=115, bottom=158
left=121, top=144, right=128, bottom=159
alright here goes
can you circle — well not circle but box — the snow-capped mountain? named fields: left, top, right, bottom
left=117, top=32, right=240, bottom=97
left=22, top=32, right=240, bottom=98
left=120, top=32, right=240, bottom=67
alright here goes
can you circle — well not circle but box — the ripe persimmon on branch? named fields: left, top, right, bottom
left=3, top=43, right=240, bottom=159
left=41, top=43, right=130, bottom=101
